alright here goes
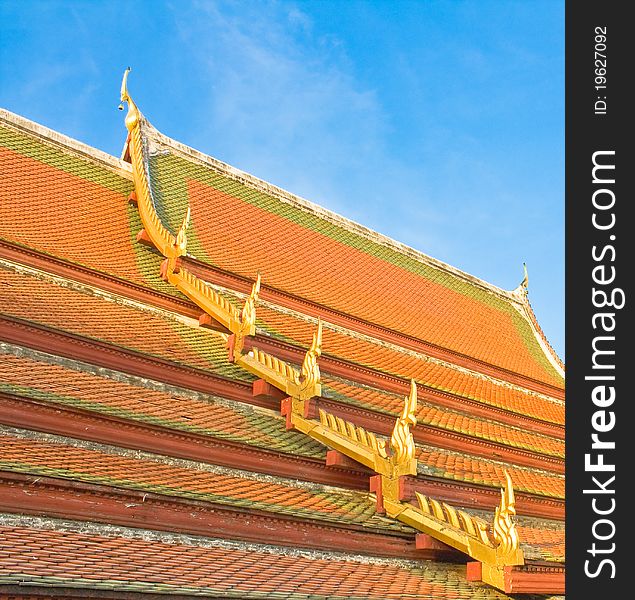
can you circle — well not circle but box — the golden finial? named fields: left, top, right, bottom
left=234, top=273, right=261, bottom=354
left=390, top=379, right=417, bottom=465
left=492, top=470, right=519, bottom=557
left=300, top=318, right=322, bottom=392
left=174, top=207, right=191, bottom=254
left=241, top=273, right=261, bottom=331
left=118, top=67, right=140, bottom=131
left=521, top=262, right=528, bottom=291
left=511, top=262, right=529, bottom=300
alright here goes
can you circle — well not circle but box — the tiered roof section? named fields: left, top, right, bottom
left=0, top=73, right=564, bottom=599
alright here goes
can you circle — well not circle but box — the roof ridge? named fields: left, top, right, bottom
left=0, top=108, right=132, bottom=179
left=510, top=300, right=565, bottom=379
left=524, top=298, right=565, bottom=372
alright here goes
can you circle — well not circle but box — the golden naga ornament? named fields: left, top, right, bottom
left=390, top=379, right=418, bottom=466
left=119, top=68, right=187, bottom=260
left=119, top=67, right=139, bottom=131
left=492, top=470, right=520, bottom=558
left=174, top=207, right=191, bottom=255
left=299, top=318, right=322, bottom=396
left=234, top=273, right=261, bottom=354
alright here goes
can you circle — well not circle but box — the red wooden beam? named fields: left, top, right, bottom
left=0, top=394, right=565, bottom=519
left=467, top=561, right=565, bottom=595
left=0, top=238, right=565, bottom=405
left=0, top=472, right=461, bottom=562
left=0, top=315, right=564, bottom=474
left=505, top=567, right=566, bottom=594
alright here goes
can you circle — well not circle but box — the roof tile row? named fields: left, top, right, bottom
left=0, top=521, right=562, bottom=598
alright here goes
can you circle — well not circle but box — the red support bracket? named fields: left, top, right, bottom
left=303, top=397, right=318, bottom=419
left=253, top=379, right=286, bottom=401
left=398, top=476, right=416, bottom=502
left=122, top=134, right=132, bottom=163
left=326, top=450, right=362, bottom=471
left=415, top=533, right=455, bottom=553
left=280, top=397, right=294, bottom=430
left=369, top=475, right=385, bottom=514
left=198, top=313, right=227, bottom=333
left=466, top=561, right=482, bottom=582
left=160, top=258, right=181, bottom=281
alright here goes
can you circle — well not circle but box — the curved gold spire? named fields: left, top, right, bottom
left=512, top=262, right=529, bottom=299
left=299, top=318, right=322, bottom=394
left=241, top=272, right=261, bottom=331
left=235, top=273, right=261, bottom=354
left=119, top=68, right=187, bottom=260
left=521, top=262, right=528, bottom=292
left=492, top=470, right=520, bottom=558
left=174, top=207, right=191, bottom=255
left=119, top=67, right=140, bottom=132
left=390, top=379, right=417, bottom=465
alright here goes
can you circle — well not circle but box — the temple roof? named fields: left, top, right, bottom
left=142, top=120, right=564, bottom=386
left=0, top=95, right=564, bottom=598
left=0, top=517, right=563, bottom=600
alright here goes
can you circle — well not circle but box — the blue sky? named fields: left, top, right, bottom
left=0, top=0, right=564, bottom=358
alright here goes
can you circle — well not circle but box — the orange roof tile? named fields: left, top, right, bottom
left=253, top=302, right=564, bottom=425
left=323, top=377, right=563, bottom=457
left=134, top=128, right=563, bottom=388
left=0, top=265, right=249, bottom=381
left=181, top=174, right=562, bottom=386
left=0, top=521, right=546, bottom=599
left=0, top=349, right=325, bottom=459
left=0, top=122, right=185, bottom=301
left=416, top=446, right=564, bottom=499
left=0, top=429, right=405, bottom=533
left=0, top=117, right=564, bottom=389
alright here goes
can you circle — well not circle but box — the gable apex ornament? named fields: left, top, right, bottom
left=118, top=67, right=140, bottom=131
left=512, top=262, right=529, bottom=300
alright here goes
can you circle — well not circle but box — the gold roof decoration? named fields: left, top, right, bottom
left=492, top=470, right=520, bottom=559
left=390, top=379, right=418, bottom=467
left=119, top=72, right=527, bottom=593
left=234, top=273, right=261, bottom=354
left=512, top=262, right=529, bottom=300
left=415, top=492, right=491, bottom=546
left=174, top=207, right=191, bottom=256
left=119, top=68, right=187, bottom=260
left=243, top=346, right=301, bottom=386
left=118, top=67, right=139, bottom=132
left=298, top=318, right=323, bottom=398
left=318, top=408, right=388, bottom=459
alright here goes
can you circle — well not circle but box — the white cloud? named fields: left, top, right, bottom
left=167, top=0, right=450, bottom=255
